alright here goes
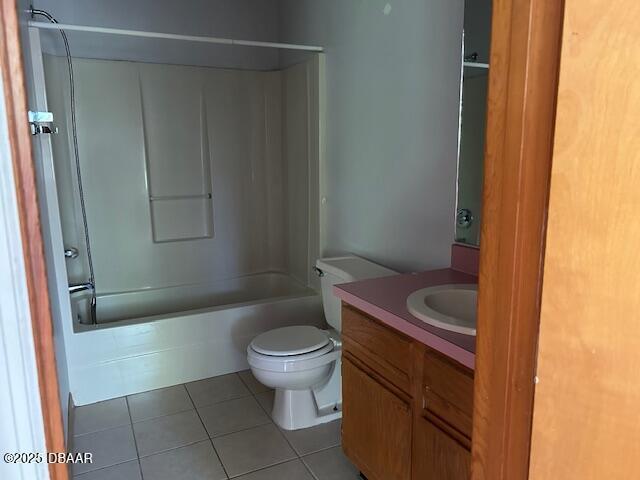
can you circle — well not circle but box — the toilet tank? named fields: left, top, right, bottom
left=315, top=256, right=396, bottom=332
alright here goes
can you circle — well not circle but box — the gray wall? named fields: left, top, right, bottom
left=279, top=0, right=464, bottom=272
left=31, top=0, right=281, bottom=70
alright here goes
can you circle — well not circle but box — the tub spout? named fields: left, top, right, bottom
left=68, top=282, right=94, bottom=294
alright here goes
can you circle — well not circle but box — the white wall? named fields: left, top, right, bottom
left=0, top=67, right=50, bottom=480
left=279, top=0, right=464, bottom=272
left=32, top=0, right=281, bottom=70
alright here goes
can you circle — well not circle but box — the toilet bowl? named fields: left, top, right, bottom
left=247, top=256, right=395, bottom=430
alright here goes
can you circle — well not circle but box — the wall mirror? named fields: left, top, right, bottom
left=455, top=0, right=492, bottom=246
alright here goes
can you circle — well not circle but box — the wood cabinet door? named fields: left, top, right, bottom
left=342, top=356, right=412, bottom=480
left=413, top=416, right=470, bottom=480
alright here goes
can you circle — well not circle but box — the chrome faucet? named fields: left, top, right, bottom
left=68, top=282, right=94, bottom=294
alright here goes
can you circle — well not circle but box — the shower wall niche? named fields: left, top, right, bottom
left=44, top=54, right=322, bottom=298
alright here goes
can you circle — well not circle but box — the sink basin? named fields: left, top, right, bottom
left=406, top=284, right=478, bottom=336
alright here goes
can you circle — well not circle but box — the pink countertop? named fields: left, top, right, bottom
left=334, top=268, right=477, bottom=369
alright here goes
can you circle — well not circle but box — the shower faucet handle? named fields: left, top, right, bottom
left=28, top=110, right=58, bottom=135
left=456, top=208, right=474, bottom=229
left=30, top=124, right=59, bottom=135
left=68, top=282, right=94, bottom=294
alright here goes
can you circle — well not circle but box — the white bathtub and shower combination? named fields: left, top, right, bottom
left=28, top=22, right=327, bottom=406
left=68, top=275, right=323, bottom=405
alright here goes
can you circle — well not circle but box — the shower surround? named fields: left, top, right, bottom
left=39, top=50, right=324, bottom=403
left=45, top=55, right=321, bottom=301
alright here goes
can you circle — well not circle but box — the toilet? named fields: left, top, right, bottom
left=247, top=256, right=396, bottom=430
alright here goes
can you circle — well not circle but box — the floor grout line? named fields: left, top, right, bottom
left=208, top=420, right=276, bottom=441
left=190, top=392, right=254, bottom=411
left=276, top=417, right=303, bottom=460
left=299, top=443, right=343, bottom=458
left=129, top=406, right=195, bottom=425
left=230, top=457, right=303, bottom=479
left=72, top=421, right=133, bottom=439
left=235, top=370, right=252, bottom=393
left=301, top=455, right=321, bottom=480
left=136, top=438, right=214, bottom=460
left=184, top=382, right=231, bottom=480
left=124, top=396, right=145, bottom=480
left=252, top=389, right=274, bottom=418
left=72, top=459, right=139, bottom=479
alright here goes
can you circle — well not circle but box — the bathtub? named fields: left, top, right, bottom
left=66, top=272, right=324, bottom=405
left=73, top=272, right=314, bottom=325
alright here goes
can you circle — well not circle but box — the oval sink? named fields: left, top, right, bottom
left=406, top=284, right=478, bottom=336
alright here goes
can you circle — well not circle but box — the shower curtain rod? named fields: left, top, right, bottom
left=28, top=21, right=324, bottom=52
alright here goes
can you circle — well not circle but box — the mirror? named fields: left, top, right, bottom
left=455, top=0, right=492, bottom=246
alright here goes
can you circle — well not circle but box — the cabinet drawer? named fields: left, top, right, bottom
left=342, top=304, right=413, bottom=393
left=422, top=348, right=474, bottom=438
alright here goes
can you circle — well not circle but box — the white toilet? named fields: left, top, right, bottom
left=247, top=256, right=396, bottom=430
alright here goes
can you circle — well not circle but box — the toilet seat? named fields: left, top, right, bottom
left=250, top=325, right=330, bottom=356
left=247, top=339, right=338, bottom=373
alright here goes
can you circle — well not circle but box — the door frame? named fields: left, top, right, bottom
left=0, top=1, right=67, bottom=479
left=472, top=0, right=565, bottom=479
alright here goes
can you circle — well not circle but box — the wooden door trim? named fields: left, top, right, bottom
left=472, top=0, right=565, bottom=479
left=0, top=1, right=67, bottom=479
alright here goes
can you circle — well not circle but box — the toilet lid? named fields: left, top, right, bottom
left=250, top=326, right=330, bottom=356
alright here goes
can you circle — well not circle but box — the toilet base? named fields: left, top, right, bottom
left=271, top=359, right=342, bottom=430
left=272, top=388, right=342, bottom=430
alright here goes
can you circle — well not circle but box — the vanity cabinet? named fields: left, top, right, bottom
left=412, top=416, right=471, bottom=479
left=341, top=304, right=415, bottom=480
left=414, top=348, right=473, bottom=479
left=342, top=357, right=412, bottom=480
left=341, top=304, right=474, bottom=480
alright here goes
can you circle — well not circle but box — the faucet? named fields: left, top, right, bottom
left=67, top=282, right=97, bottom=324
left=68, top=282, right=94, bottom=294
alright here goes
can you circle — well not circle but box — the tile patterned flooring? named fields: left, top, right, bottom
left=71, top=371, right=360, bottom=479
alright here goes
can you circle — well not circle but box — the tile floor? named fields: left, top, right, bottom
left=71, top=370, right=360, bottom=479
